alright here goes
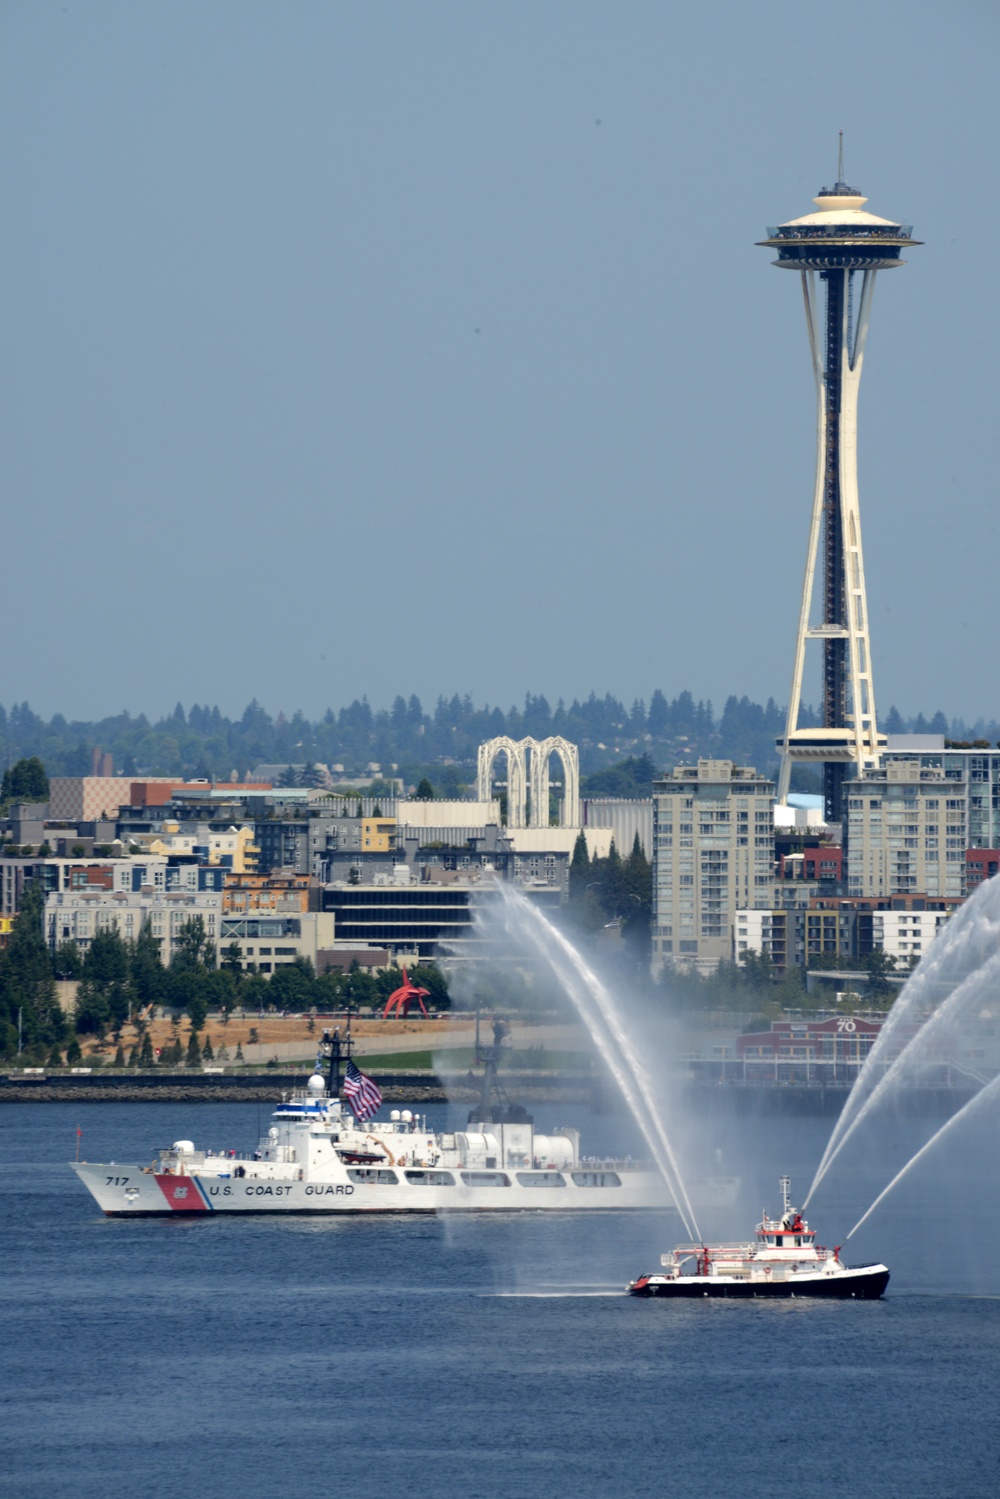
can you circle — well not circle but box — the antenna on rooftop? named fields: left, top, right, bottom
left=837, top=129, right=844, bottom=185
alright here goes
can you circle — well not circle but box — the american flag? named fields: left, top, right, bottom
left=342, top=1059, right=383, bottom=1121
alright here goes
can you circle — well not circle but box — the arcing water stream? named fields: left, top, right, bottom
left=807, top=873, right=1000, bottom=1227
left=842, top=1070, right=1000, bottom=1246
left=484, top=885, right=702, bottom=1241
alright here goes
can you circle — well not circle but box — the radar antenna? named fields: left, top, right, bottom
left=320, top=1008, right=355, bottom=1095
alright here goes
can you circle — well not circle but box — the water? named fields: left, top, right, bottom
left=468, top=886, right=701, bottom=1239
left=4, top=1101, right=1000, bottom=1498
left=809, top=874, right=1000, bottom=1207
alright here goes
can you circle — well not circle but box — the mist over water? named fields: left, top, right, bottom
left=460, top=885, right=702, bottom=1239
left=809, top=875, right=1000, bottom=1205
left=807, top=874, right=1000, bottom=1224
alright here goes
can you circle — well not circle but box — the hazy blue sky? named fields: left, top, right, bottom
left=2, top=1, right=996, bottom=724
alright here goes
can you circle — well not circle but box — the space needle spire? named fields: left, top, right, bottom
left=759, top=150, right=920, bottom=820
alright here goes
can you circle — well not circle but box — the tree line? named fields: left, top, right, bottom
left=2, top=694, right=990, bottom=791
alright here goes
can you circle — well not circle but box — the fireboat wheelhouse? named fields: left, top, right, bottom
left=628, top=1177, right=889, bottom=1299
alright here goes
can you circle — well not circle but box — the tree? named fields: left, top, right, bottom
left=130, top=925, right=166, bottom=1014
left=139, top=1032, right=154, bottom=1067
left=201, top=1035, right=214, bottom=1062
left=410, top=962, right=450, bottom=1010
left=171, top=916, right=215, bottom=972
left=185, top=1031, right=202, bottom=1067
left=1, top=757, right=49, bottom=805
left=415, top=777, right=435, bottom=800
left=53, top=941, right=82, bottom=980
left=862, top=948, right=898, bottom=1002
left=568, top=832, right=590, bottom=901
left=0, top=881, right=63, bottom=1058
left=268, top=962, right=312, bottom=1012
left=185, top=989, right=208, bottom=1033
left=70, top=929, right=131, bottom=1039
left=221, top=941, right=244, bottom=976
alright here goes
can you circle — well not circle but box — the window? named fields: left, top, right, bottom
left=346, top=1168, right=397, bottom=1185
left=515, top=1172, right=567, bottom=1187
left=570, top=1171, right=622, bottom=1188
left=404, top=1170, right=455, bottom=1186
left=460, top=1171, right=510, bottom=1188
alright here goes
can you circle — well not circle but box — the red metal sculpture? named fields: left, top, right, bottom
left=383, top=967, right=431, bottom=1019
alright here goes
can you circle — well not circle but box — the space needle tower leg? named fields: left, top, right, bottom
left=760, top=157, right=918, bottom=820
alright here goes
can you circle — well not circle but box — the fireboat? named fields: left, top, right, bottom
left=628, top=1177, right=889, bottom=1299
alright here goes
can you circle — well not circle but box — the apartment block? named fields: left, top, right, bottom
left=652, top=759, right=775, bottom=974
left=846, top=759, right=966, bottom=899
left=46, top=887, right=223, bottom=965
left=736, top=894, right=961, bottom=975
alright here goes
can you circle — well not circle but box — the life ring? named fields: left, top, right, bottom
left=763, top=1265, right=772, bottom=1276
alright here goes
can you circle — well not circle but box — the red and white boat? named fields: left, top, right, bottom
left=628, top=1177, right=889, bottom=1299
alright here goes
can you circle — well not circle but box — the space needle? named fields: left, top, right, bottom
left=759, top=141, right=920, bottom=820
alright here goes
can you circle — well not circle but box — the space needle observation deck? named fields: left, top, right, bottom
left=759, top=148, right=921, bottom=821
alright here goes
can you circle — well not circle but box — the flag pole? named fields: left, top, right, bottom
left=75, top=1125, right=82, bottom=1163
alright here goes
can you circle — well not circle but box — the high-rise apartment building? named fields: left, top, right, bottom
left=846, top=759, right=966, bottom=899
left=845, top=738, right=1000, bottom=898
left=652, top=760, right=774, bottom=974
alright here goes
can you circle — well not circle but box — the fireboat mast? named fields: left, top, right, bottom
left=759, top=139, right=920, bottom=821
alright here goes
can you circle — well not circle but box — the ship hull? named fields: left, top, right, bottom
left=73, top=1162, right=672, bottom=1216
left=630, top=1265, right=889, bottom=1299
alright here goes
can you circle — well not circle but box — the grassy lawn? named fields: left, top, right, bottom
left=355, top=1048, right=592, bottom=1072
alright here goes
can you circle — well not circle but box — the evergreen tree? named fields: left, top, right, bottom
left=0, top=756, right=49, bottom=804
left=53, top=941, right=82, bottom=980
left=130, top=925, right=167, bottom=1015
left=0, top=881, right=63, bottom=1058
left=139, top=1032, right=154, bottom=1066
left=186, top=1031, right=202, bottom=1067
left=568, top=832, right=590, bottom=900
left=171, top=916, right=214, bottom=971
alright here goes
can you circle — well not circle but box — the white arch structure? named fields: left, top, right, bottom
left=477, top=736, right=580, bottom=829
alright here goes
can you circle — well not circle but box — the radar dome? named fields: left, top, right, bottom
left=307, top=1073, right=326, bottom=1095
left=390, top=1109, right=401, bottom=1121
left=172, top=1140, right=195, bottom=1154
left=401, top=1110, right=413, bottom=1123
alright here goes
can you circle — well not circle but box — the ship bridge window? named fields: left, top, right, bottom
left=460, top=1171, right=511, bottom=1188
left=346, top=1168, right=397, bottom=1185
left=570, top=1171, right=622, bottom=1188
left=404, top=1170, right=455, bottom=1186
left=516, top=1171, right=567, bottom=1188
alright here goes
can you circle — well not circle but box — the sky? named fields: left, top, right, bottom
left=1, top=1, right=997, bottom=726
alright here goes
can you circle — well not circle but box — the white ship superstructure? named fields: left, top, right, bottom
left=73, top=1070, right=671, bottom=1215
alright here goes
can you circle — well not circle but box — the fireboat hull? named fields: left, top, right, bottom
left=629, top=1265, right=889, bottom=1300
